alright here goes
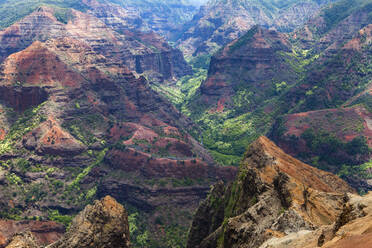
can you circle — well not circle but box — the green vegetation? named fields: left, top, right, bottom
left=53, top=6, right=74, bottom=24
left=0, top=102, right=46, bottom=155
left=62, top=113, right=106, bottom=146
left=300, top=129, right=370, bottom=174
left=150, top=55, right=209, bottom=108
left=68, top=148, right=108, bottom=190
left=128, top=212, right=150, bottom=248
left=6, top=172, right=23, bottom=185
left=48, top=209, right=74, bottom=227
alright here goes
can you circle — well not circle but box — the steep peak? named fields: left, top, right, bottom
left=187, top=137, right=359, bottom=247
left=243, top=136, right=355, bottom=194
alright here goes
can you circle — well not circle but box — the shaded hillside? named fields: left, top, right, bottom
left=103, top=0, right=201, bottom=39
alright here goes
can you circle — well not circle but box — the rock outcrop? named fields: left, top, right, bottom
left=258, top=192, right=372, bottom=248
left=187, top=136, right=357, bottom=248
left=48, top=196, right=130, bottom=248
left=5, top=232, right=39, bottom=248
left=3, top=196, right=130, bottom=248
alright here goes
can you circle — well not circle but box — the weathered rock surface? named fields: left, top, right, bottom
left=48, top=196, right=130, bottom=248
left=258, top=192, right=372, bottom=248
left=5, top=232, right=39, bottom=248
left=187, top=136, right=357, bottom=248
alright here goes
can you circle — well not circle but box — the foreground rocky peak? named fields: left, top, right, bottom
left=4, top=196, right=130, bottom=248
left=187, top=136, right=358, bottom=248
left=48, top=196, right=130, bottom=248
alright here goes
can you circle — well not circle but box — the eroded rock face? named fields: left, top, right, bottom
left=0, top=86, right=48, bottom=112
left=187, top=136, right=356, bottom=248
left=48, top=196, right=130, bottom=248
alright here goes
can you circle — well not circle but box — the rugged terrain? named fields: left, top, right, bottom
left=186, top=136, right=372, bottom=248
left=0, top=0, right=371, bottom=247
left=0, top=25, right=235, bottom=248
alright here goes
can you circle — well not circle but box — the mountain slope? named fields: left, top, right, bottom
left=0, top=36, right=236, bottom=247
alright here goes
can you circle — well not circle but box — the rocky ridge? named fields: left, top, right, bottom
left=187, top=136, right=362, bottom=248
